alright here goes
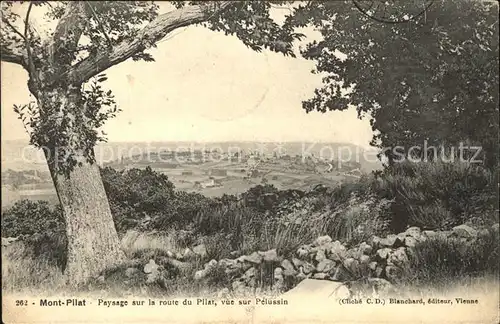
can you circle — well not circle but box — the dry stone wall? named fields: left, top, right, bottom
left=194, top=223, right=499, bottom=296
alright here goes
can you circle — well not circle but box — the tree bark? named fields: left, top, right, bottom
left=40, top=87, right=125, bottom=286
left=47, top=152, right=125, bottom=285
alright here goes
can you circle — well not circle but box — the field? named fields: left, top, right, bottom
left=2, top=140, right=372, bottom=207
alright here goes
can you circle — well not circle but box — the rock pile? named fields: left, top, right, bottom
left=194, top=223, right=498, bottom=296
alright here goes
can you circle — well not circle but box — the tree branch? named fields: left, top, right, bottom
left=2, top=18, right=26, bottom=41
left=50, top=1, right=88, bottom=66
left=67, top=2, right=233, bottom=85
left=0, top=38, right=27, bottom=67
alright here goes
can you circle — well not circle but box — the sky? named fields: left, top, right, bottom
left=1, top=2, right=374, bottom=148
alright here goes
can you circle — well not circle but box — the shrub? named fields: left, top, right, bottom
left=375, top=161, right=498, bottom=231
left=401, top=229, right=500, bottom=289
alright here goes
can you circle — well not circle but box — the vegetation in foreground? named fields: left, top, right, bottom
left=2, top=160, right=498, bottom=297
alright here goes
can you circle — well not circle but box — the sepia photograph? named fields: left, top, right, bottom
left=1, top=1, right=499, bottom=323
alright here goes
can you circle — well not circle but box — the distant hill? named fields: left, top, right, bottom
left=1, top=140, right=382, bottom=173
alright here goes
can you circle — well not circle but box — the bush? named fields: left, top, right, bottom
left=1, top=200, right=67, bottom=269
left=401, top=229, right=500, bottom=289
left=374, top=161, right=498, bottom=232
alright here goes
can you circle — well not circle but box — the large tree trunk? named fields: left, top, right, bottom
left=48, top=154, right=125, bottom=285
left=40, top=86, right=125, bottom=285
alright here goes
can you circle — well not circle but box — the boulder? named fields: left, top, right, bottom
left=312, top=273, right=328, bottom=280
left=301, top=262, right=316, bottom=275
left=244, top=252, right=263, bottom=264
left=297, top=246, right=310, bottom=258
left=194, top=269, right=208, bottom=281
left=314, top=235, right=333, bottom=247
left=259, top=249, right=279, bottom=262
left=376, top=248, right=392, bottom=260
left=291, top=257, right=304, bottom=268
left=343, top=258, right=360, bottom=275
left=358, top=242, right=373, bottom=255
left=387, top=247, right=408, bottom=268
left=379, top=234, right=402, bottom=247
left=316, top=259, right=336, bottom=273
left=193, top=244, right=208, bottom=258
left=144, top=259, right=159, bottom=274
left=404, top=236, right=417, bottom=248
left=204, top=259, right=218, bottom=271
left=404, top=226, right=421, bottom=238
left=359, top=255, right=370, bottom=265
left=281, top=259, right=297, bottom=277
left=274, top=267, right=284, bottom=280
left=328, top=241, right=347, bottom=261
left=315, top=249, right=327, bottom=262
left=423, top=230, right=437, bottom=238
left=452, top=224, right=478, bottom=238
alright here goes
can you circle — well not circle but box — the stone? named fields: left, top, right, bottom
left=260, top=249, right=279, bottom=262
left=492, top=223, right=499, bottom=233
left=376, top=248, right=392, bottom=260
left=204, top=259, right=218, bottom=271
left=166, top=250, right=175, bottom=258
left=291, top=257, right=304, bottom=268
left=404, top=236, right=417, bottom=248
left=478, top=229, right=490, bottom=238
left=343, top=258, right=360, bottom=275
left=315, top=249, right=327, bottom=262
left=218, top=258, right=236, bottom=268
left=359, top=255, right=370, bottom=265
left=423, top=230, right=437, bottom=238
left=375, top=266, right=385, bottom=278
left=125, top=267, right=138, bottom=278
left=301, top=262, right=315, bottom=275
left=193, top=244, right=208, bottom=258
left=331, top=265, right=353, bottom=281
left=404, top=226, right=422, bottom=238
left=230, top=250, right=241, bottom=258
left=328, top=241, right=347, bottom=261
left=379, top=234, right=401, bottom=247
left=369, top=261, right=378, bottom=271
left=244, top=252, right=263, bottom=264
left=274, top=267, right=284, bottom=280
left=316, top=259, right=336, bottom=273
left=312, top=273, right=328, bottom=280
left=452, top=224, right=478, bottom=238
left=314, top=235, right=333, bottom=247
left=371, top=236, right=381, bottom=248
left=297, top=247, right=309, bottom=258
left=358, top=242, right=373, bottom=255
left=281, top=259, right=297, bottom=277
left=194, top=269, right=208, bottom=281
left=175, top=252, right=184, bottom=260
left=388, top=247, right=408, bottom=268
left=144, top=259, right=158, bottom=274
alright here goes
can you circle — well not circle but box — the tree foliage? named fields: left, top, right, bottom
left=297, top=0, right=499, bottom=167
left=0, top=1, right=304, bottom=172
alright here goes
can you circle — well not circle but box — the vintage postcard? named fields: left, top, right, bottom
left=1, top=1, right=499, bottom=323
